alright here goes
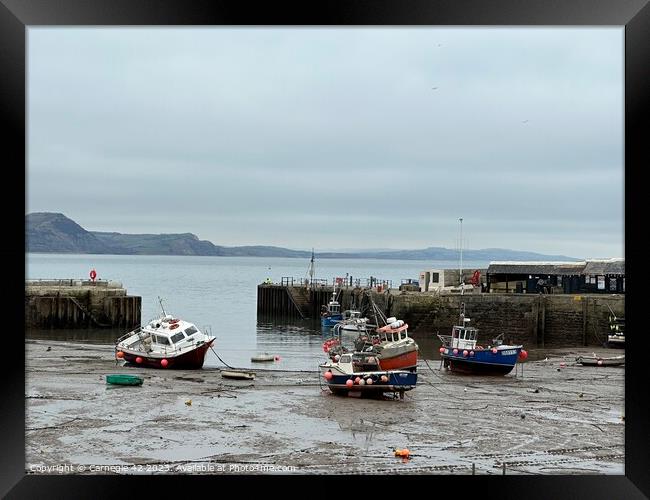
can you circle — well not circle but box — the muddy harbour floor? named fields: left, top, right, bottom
left=25, top=340, right=624, bottom=475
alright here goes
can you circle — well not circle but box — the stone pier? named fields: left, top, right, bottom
left=257, top=283, right=624, bottom=348
left=25, top=279, right=141, bottom=329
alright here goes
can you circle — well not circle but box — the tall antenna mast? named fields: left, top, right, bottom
left=459, top=217, right=464, bottom=295
left=306, top=248, right=315, bottom=289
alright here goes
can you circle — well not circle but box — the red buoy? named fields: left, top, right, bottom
left=452, top=348, right=459, bottom=355
left=491, top=348, right=498, bottom=354
left=354, top=377, right=361, bottom=384
left=463, top=350, right=469, bottom=357
left=346, top=379, right=354, bottom=388
left=469, top=351, right=475, bottom=357
left=439, top=347, right=445, bottom=354
left=324, top=370, right=333, bottom=380
left=518, top=350, right=528, bottom=361
left=135, top=356, right=142, bottom=364
left=161, top=359, right=168, bottom=368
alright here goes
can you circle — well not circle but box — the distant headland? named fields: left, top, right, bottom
left=26, top=212, right=579, bottom=261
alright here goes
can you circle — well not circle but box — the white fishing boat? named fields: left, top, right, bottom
left=334, top=310, right=369, bottom=332
left=115, top=301, right=215, bottom=370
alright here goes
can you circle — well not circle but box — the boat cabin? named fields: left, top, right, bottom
left=450, top=324, right=478, bottom=350
left=120, top=322, right=202, bottom=353
left=148, top=324, right=199, bottom=347
left=337, top=353, right=354, bottom=373
left=328, top=301, right=341, bottom=314
left=378, top=327, right=409, bottom=343
left=343, top=310, right=362, bottom=320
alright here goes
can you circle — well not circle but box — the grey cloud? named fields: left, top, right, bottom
left=27, top=27, right=623, bottom=258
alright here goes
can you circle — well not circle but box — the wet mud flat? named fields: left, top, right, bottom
left=26, top=340, right=624, bottom=475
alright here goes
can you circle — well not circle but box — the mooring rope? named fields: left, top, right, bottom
left=422, top=358, right=468, bottom=399
left=210, top=346, right=236, bottom=369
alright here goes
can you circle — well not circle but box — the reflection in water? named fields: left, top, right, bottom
left=338, top=418, right=380, bottom=453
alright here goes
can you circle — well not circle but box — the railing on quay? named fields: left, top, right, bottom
left=26, top=278, right=114, bottom=288
left=274, top=277, right=392, bottom=289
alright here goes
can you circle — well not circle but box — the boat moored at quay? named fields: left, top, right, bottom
left=438, top=304, right=527, bottom=375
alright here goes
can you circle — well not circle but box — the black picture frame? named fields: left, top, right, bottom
left=3, top=0, right=647, bottom=497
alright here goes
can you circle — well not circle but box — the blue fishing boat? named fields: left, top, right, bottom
left=320, top=353, right=417, bottom=399
left=320, top=287, right=343, bottom=327
left=437, top=303, right=527, bottom=375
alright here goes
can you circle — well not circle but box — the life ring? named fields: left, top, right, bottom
left=170, top=323, right=179, bottom=330
left=89, top=269, right=97, bottom=281
left=170, top=319, right=180, bottom=324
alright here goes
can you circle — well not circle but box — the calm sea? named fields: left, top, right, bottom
left=26, top=253, right=488, bottom=370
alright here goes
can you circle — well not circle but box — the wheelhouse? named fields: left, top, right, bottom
left=450, top=325, right=478, bottom=350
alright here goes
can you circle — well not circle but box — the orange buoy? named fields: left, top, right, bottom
left=439, top=347, right=445, bottom=353
left=324, top=371, right=333, bottom=380
left=116, top=351, right=124, bottom=359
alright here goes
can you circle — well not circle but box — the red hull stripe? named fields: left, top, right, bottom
left=122, top=339, right=214, bottom=369
left=378, top=351, right=418, bottom=370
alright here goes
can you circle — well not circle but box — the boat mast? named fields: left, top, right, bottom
left=306, top=248, right=315, bottom=288
left=158, top=296, right=166, bottom=316
left=459, top=217, right=464, bottom=295
left=310, top=248, right=315, bottom=284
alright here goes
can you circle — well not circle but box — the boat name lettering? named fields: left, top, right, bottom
left=501, top=350, right=517, bottom=356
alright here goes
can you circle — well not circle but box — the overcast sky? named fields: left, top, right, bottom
left=27, top=28, right=623, bottom=258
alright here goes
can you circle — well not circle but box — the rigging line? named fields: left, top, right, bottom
left=422, top=358, right=468, bottom=400
left=210, top=346, right=236, bottom=369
